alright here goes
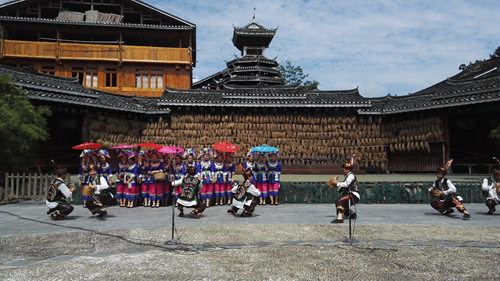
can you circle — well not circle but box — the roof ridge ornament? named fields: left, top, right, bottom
left=252, top=7, right=256, bottom=22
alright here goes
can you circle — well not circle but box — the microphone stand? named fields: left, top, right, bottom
left=342, top=190, right=359, bottom=245
left=165, top=152, right=181, bottom=245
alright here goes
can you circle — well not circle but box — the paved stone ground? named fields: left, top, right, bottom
left=0, top=200, right=500, bottom=280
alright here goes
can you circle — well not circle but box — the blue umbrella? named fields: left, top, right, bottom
left=250, top=144, right=279, bottom=154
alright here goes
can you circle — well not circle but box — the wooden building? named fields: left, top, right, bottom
left=1, top=15, right=499, bottom=174
left=0, top=0, right=195, bottom=97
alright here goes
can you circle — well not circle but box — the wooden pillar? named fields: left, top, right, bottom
left=118, top=31, right=123, bottom=65
left=0, top=24, right=4, bottom=59
left=56, top=29, right=60, bottom=62
left=442, top=112, right=450, bottom=165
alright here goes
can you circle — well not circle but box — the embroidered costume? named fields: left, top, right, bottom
left=84, top=164, right=114, bottom=217
left=267, top=153, right=282, bottom=205
left=331, top=155, right=360, bottom=223
left=429, top=160, right=471, bottom=219
left=255, top=156, right=269, bottom=203
left=197, top=148, right=215, bottom=203
left=171, top=165, right=206, bottom=218
left=228, top=165, right=261, bottom=216
left=213, top=151, right=226, bottom=204
left=115, top=150, right=129, bottom=203
left=46, top=164, right=74, bottom=219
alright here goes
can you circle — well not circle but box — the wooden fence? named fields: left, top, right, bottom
left=2, top=173, right=71, bottom=203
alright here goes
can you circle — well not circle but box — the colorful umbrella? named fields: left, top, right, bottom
left=110, top=143, right=137, bottom=149
left=251, top=144, right=278, bottom=153
left=158, top=146, right=184, bottom=154
left=72, top=142, right=102, bottom=150
left=213, top=142, right=239, bottom=152
left=136, top=141, right=163, bottom=150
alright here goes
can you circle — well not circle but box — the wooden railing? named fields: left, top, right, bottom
left=2, top=173, right=71, bottom=202
left=1, top=40, right=191, bottom=64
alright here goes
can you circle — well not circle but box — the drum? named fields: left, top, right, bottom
left=82, top=185, right=93, bottom=197
left=153, top=172, right=167, bottom=183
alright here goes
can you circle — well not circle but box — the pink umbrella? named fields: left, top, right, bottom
left=159, top=146, right=184, bottom=154
left=110, top=143, right=137, bottom=149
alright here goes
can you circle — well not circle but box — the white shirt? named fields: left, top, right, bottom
left=482, top=177, right=500, bottom=203
left=336, top=173, right=360, bottom=199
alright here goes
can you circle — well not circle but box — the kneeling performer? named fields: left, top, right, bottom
left=227, top=165, right=261, bottom=217
left=429, top=160, right=471, bottom=220
left=46, top=161, right=76, bottom=219
left=85, top=164, right=114, bottom=217
left=330, top=155, right=360, bottom=224
left=171, top=165, right=205, bottom=218
left=482, top=157, right=500, bottom=215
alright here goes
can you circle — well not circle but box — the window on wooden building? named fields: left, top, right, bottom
left=41, top=66, right=55, bottom=75
left=72, top=67, right=98, bottom=87
left=105, top=68, right=117, bottom=88
left=135, top=69, right=164, bottom=89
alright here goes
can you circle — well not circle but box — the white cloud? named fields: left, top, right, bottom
left=2, top=0, right=498, bottom=97
left=146, top=0, right=500, bottom=97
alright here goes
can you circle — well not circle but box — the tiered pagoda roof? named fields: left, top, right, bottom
left=194, top=18, right=280, bottom=89
left=232, top=19, right=278, bottom=52
left=3, top=56, right=500, bottom=115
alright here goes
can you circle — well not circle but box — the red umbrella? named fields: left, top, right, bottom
left=110, top=143, right=137, bottom=149
left=72, top=142, right=102, bottom=150
left=213, top=142, right=239, bottom=152
left=136, top=141, right=163, bottom=150
left=158, top=146, right=184, bottom=154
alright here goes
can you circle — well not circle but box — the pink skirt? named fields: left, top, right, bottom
left=200, top=183, right=213, bottom=199
left=268, top=183, right=280, bottom=196
left=214, top=183, right=225, bottom=198
left=141, top=183, right=149, bottom=198
left=256, top=183, right=268, bottom=198
left=149, top=183, right=164, bottom=200
left=116, top=183, right=126, bottom=199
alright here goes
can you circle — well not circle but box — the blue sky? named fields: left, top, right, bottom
left=2, top=0, right=499, bottom=97
left=148, top=0, right=500, bottom=97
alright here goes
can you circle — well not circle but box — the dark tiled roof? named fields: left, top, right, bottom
left=0, top=64, right=169, bottom=114
left=359, top=57, right=500, bottom=115
left=227, top=55, right=279, bottom=66
left=159, top=85, right=370, bottom=108
left=233, top=20, right=278, bottom=35
left=0, top=16, right=194, bottom=30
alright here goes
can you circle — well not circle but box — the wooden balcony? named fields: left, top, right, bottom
left=0, top=40, right=192, bottom=64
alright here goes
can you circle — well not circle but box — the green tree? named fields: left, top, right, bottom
left=278, top=59, right=320, bottom=91
left=0, top=75, right=51, bottom=186
left=489, top=127, right=500, bottom=145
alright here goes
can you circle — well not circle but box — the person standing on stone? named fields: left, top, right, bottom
left=330, top=155, right=360, bottom=224
left=255, top=153, right=269, bottom=205
left=224, top=152, right=236, bottom=205
left=197, top=148, right=215, bottom=208
left=139, top=150, right=152, bottom=207
left=148, top=150, right=164, bottom=208
left=428, top=160, right=471, bottom=220
left=46, top=162, right=76, bottom=220
left=85, top=164, right=114, bottom=217
left=171, top=164, right=205, bottom=218
left=213, top=151, right=226, bottom=206
left=116, top=150, right=129, bottom=207
left=482, top=157, right=500, bottom=215
left=267, top=152, right=282, bottom=205
left=172, top=153, right=186, bottom=207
